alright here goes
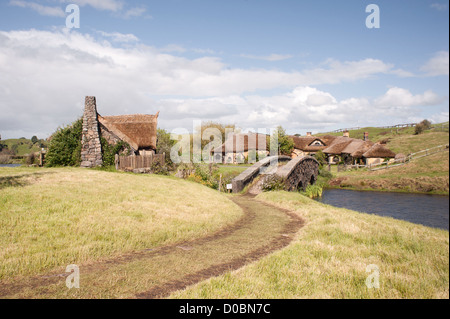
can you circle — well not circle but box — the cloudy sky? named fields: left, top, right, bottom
left=0, top=0, right=448, bottom=139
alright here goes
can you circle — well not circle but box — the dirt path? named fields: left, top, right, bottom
left=0, top=195, right=303, bottom=299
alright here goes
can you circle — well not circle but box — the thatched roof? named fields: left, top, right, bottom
left=322, top=139, right=353, bottom=155
left=98, top=112, right=159, bottom=151
left=341, top=140, right=375, bottom=158
left=363, top=144, right=396, bottom=158
left=290, top=136, right=331, bottom=152
left=212, top=133, right=268, bottom=154
left=349, top=141, right=375, bottom=158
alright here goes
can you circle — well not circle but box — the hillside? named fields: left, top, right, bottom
left=0, top=138, right=48, bottom=156
left=323, top=123, right=449, bottom=194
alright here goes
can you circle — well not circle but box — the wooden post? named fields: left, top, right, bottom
left=115, top=154, right=119, bottom=170
left=219, top=174, right=222, bottom=192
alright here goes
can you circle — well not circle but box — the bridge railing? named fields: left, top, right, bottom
left=231, top=156, right=291, bottom=193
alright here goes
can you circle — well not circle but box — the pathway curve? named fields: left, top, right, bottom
left=0, top=195, right=303, bottom=299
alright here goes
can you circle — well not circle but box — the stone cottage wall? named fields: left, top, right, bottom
left=81, top=96, right=103, bottom=168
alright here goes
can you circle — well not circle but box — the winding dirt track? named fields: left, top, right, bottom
left=0, top=195, right=303, bottom=299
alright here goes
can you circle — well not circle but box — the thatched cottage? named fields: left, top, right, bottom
left=211, top=132, right=269, bottom=164
left=290, top=131, right=396, bottom=165
left=81, top=96, right=159, bottom=168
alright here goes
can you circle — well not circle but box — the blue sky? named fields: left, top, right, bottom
left=0, top=0, right=448, bottom=139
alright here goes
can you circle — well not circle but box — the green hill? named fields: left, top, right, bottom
left=322, top=122, right=449, bottom=194
left=0, top=138, right=48, bottom=156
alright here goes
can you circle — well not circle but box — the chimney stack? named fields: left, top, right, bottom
left=80, top=96, right=103, bottom=168
left=364, top=132, right=369, bottom=141
left=343, top=130, right=349, bottom=138
left=306, top=132, right=312, bottom=136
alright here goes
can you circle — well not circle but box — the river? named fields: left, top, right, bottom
left=316, top=189, right=449, bottom=230
left=0, top=164, right=22, bottom=168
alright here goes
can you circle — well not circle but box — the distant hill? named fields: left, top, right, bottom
left=0, top=138, right=48, bottom=156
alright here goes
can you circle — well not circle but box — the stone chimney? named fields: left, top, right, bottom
left=80, top=96, right=103, bottom=168
left=343, top=130, right=349, bottom=138
left=306, top=132, right=312, bottom=136
left=364, top=131, right=369, bottom=141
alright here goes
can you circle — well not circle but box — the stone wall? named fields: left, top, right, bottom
left=80, top=96, right=103, bottom=168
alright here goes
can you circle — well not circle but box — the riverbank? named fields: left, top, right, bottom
left=171, top=191, right=449, bottom=299
left=328, top=150, right=449, bottom=195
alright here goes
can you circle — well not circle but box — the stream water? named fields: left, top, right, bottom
left=316, top=188, right=449, bottom=230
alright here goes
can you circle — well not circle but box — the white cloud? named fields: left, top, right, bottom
left=431, top=3, right=448, bottom=11
left=122, top=6, right=148, bottom=19
left=421, top=51, right=449, bottom=76
left=97, top=31, right=139, bottom=43
left=9, top=0, right=65, bottom=17
left=240, top=53, right=293, bottom=61
left=59, top=0, right=124, bottom=12
left=0, top=28, right=444, bottom=139
left=374, top=87, right=443, bottom=108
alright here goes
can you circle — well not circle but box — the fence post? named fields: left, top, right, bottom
left=115, top=154, right=119, bottom=170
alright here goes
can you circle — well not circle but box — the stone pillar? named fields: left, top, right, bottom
left=81, top=96, right=103, bottom=168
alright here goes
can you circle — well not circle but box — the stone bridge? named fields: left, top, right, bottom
left=231, top=155, right=319, bottom=193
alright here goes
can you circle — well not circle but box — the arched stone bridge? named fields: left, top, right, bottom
left=231, top=155, right=319, bottom=193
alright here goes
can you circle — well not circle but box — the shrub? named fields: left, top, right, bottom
left=150, top=160, right=171, bottom=175
left=414, top=119, right=432, bottom=135
left=302, top=184, right=323, bottom=198
left=319, top=168, right=333, bottom=179
left=262, top=175, right=286, bottom=192
left=100, top=138, right=131, bottom=167
left=25, top=153, right=36, bottom=165
left=45, top=118, right=82, bottom=167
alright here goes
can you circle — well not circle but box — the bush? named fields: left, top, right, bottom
left=261, top=175, right=286, bottom=192
left=45, top=118, right=82, bottom=167
left=25, top=153, right=36, bottom=165
left=150, top=160, right=171, bottom=175
left=414, top=119, right=432, bottom=135
left=302, top=183, right=323, bottom=198
left=100, top=138, right=131, bottom=167
left=319, top=168, right=333, bottom=179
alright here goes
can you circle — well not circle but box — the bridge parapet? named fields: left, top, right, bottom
left=232, top=156, right=291, bottom=193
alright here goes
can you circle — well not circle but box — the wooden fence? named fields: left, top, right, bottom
left=115, top=153, right=165, bottom=171
left=331, top=123, right=417, bottom=133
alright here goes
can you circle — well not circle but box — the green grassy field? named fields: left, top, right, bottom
left=171, top=191, right=449, bottom=299
left=0, top=167, right=243, bottom=280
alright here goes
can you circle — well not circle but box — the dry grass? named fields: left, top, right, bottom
left=0, top=167, right=243, bottom=280
left=171, top=191, right=449, bottom=299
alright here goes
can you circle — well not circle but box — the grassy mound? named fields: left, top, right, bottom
left=0, top=167, right=243, bottom=279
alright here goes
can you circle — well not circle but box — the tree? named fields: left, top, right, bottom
left=31, top=136, right=38, bottom=144
left=269, top=126, right=294, bottom=156
left=156, top=128, right=176, bottom=164
left=314, top=150, right=327, bottom=168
